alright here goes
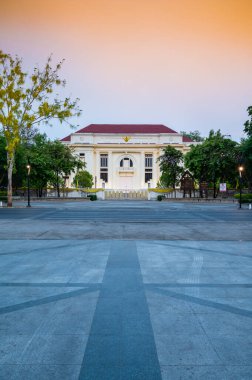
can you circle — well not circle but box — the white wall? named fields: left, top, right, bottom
left=62, top=132, right=191, bottom=190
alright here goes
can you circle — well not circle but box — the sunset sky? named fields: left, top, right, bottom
left=1, top=0, right=252, bottom=141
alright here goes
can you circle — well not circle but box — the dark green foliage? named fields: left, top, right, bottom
left=239, top=137, right=252, bottom=191
left=180, top=130, right=204, bottom=142
left=157, top=195, right=163, bottom=201
left=88, top=194, right=97, bottom=201
left=185, top=130, right=238, bottom=197
left=157, top=146, right=184, bottom=189
left=47, top=140, right=84, bottom=197
left=240, top=107, right=252, bottom=191
left=0, top=50, right=81, bottom=206
left=234, top=194, right=252, bottom=203
left=0, top=133, right=84, bottom=197
left=244, top=106, right=252, bottom=137
left=0, top=134, right=7, bottom=186
left=73, top=170, right=93, bottom=189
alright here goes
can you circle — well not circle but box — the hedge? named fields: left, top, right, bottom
left=234, top=194, right=252, bottom=203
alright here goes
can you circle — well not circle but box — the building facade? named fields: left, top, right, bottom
left=61, top=124, right=194, bottom=190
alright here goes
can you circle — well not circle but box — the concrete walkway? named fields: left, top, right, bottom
left=0, top=201, right=252, bottom=379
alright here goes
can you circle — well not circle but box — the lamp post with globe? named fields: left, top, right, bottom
left=238, top=165, right=244, bottom=209
left=26, top=164, right=31, bottom=207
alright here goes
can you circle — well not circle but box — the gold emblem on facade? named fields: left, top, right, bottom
left=123, top=136, right=131, bottom=142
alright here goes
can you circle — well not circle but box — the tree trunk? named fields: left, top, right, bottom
left=56, top=172, right=60, bottom=197
left=213, top=181, right=216, bottom=198
left=7, top=151, right=14, bottom=207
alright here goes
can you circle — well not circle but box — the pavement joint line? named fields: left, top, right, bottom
left=0, top=287, right=99, bottom=315
left=149, top=286, right=252, bottom=318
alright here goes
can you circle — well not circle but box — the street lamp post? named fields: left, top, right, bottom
left=26, top=164, right=31, bottom=207
left=238, top=165, right=244, bottom=209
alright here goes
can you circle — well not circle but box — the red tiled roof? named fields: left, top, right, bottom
left=74, top=124, right=178, bottom=134
left=182, top=135, right=193, bottom=142
left=61, top=134, right=71, bottom=142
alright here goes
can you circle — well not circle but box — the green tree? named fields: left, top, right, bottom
left=239, top=138, right=252, bottom=190
left=48, top=140, right=83, bottom=197
left=185, top=130, right=238, bottom=197
left=12, top=142, right=27, bottom=190
left=0, top=50, right=81, bottom=206
left=73, top=170, right=93, bottom=189
left=244, top=106, right=252, bottom=137
left=239, top=106, right=252, bottom=191
left=27, top=134, right=55, bottom=197
left=180, top=130, right=204, bottom=142
left=0, top=134, right=7, bottom=187
left=157, top=146, right=184, bottom=189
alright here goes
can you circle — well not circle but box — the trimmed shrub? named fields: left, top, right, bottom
left=234, top=194, right=252, bottom=203
left=89, top=194, right=97, bottom=201
left=157, top=195, right=163, bottom=201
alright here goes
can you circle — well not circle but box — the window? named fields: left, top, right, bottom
left=79, top=153, right=85, bottom=162
left=100, top=154, right=108, bottom=168
left=145, top=154, right=153, bottom=182
left=100, top=154, right=108, bottom=182
left=100, top=170, right=108, bottom=182
left=120, top=157, right=133, bottom=168
left=145, top=169, right=152, bottom=183
left=145, top=154, right=153, bottom=168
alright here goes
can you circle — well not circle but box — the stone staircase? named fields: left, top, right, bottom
left=104, top=190, right=148, bottom=200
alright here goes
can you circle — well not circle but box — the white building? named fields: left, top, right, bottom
left=61, top=124, right=194, bottom=190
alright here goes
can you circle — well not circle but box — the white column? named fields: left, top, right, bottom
left=93, top=150, right=97, bottom=188
left=152, top=150, right=158, bottom=187
left=96, top=151, right=100, bottom=187
left=108, top=150, right=113, bottom=189
left=156, top=149, right=161, bottom=185
left=140, top=151, right=145, bottom=189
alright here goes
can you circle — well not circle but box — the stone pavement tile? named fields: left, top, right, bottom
left=0, top=334, right=88, bottom=365
left=49, top=292, right=99, bottom=314
left=190, top=297, right=252, bottom=314
left=95, top=293, right=147, bottom=316
left=0, top=303, right=54, bottom=335
left=68, top=268, right=106, bottom=283
left=197, top=313, right=252, bottom=337
left=145, top=290, right=193, bottom=314
left=149, top=288, right=252, bottom=317
left=89, top=312, right=122, bottom=335
left=155, top=333, right=221, bottom=365
left=78, top=365, right=121, bottom=380
left=121, top=292, right=149, bottom=314
left=121, top=313, right=153, bottom=336
left=81, top=335, right=121, bottom=366
left=193, top=267, right=252, bottom=283
left=0, top=364, right=81, bottom=380
left=94, top=296, right=122, bottom=315
left=225, top=365, right=252, bottom=379
left=141, top=267, right=192, bottom=283
left=161, top=365, right=230, bottom=380
left=150, top=312, right=204, bottom=335
left=121, top=365, right=162, bottom=380
left=185, top=287, right=252, bottom=299
left=37, top=311, right=94, bottom=335
left=0, top=335, right=31, bottom=364
left=209, top=335, right=252, bottom=365
left=121, top=334, right=159, bottom=366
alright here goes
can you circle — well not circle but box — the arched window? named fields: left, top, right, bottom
left=120, top=157, right=133, bottom=168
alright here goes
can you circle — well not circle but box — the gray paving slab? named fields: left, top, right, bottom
left=0, top=201, right=251, bottom=240
left=0, top=201, right=251, bottom=379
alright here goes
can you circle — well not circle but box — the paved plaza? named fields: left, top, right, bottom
left=0, top=201, right=252, bottom=379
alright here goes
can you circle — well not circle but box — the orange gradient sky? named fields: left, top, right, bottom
left=1, top=0, right=252, bottom=140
